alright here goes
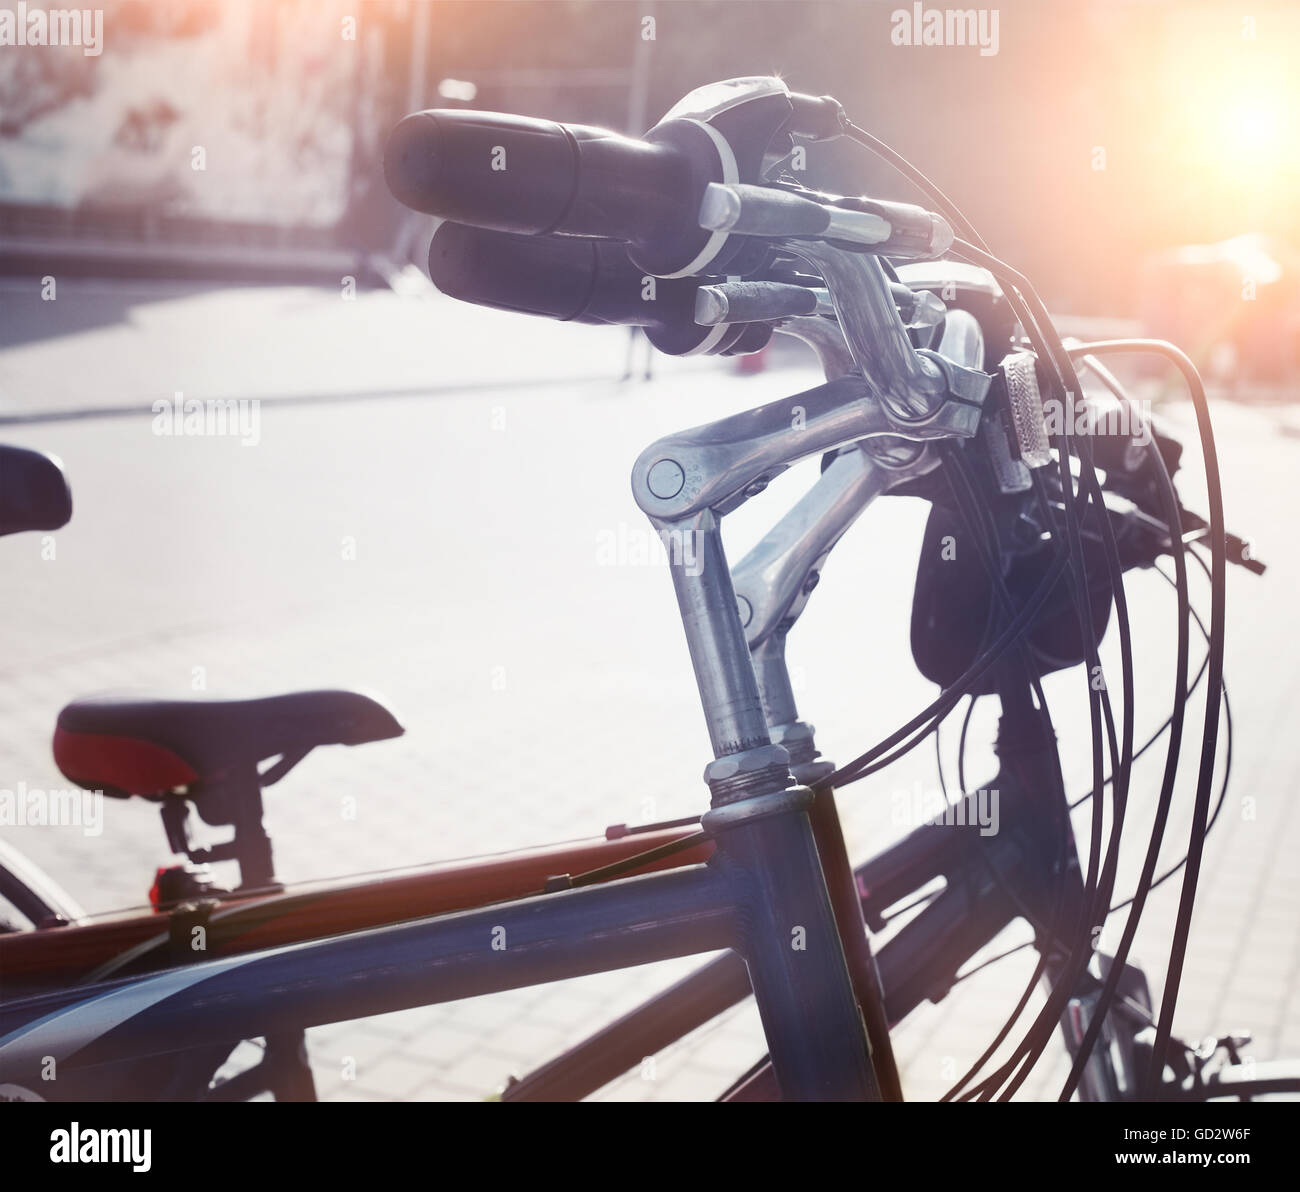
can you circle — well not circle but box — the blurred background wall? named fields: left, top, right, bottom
left=1, top=0, right=1296, bottom=375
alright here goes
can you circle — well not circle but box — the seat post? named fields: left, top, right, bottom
left=226, top=771, right=277, bottom=891
left=165, top=770, right=278, bottom=893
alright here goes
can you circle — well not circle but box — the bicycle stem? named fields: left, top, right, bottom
left=621, top=247, right=988, bottom=1099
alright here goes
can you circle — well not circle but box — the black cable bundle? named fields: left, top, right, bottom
left=826, top=119, right=1229, bottom=1101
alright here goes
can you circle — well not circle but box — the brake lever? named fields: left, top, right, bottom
left=700, top=181, right=890, bottom=245
left=699, top=181, right=953, bottom=260
left=697, top=278, right=945, bottom=333
left=694, top=280, right=828, bottom=325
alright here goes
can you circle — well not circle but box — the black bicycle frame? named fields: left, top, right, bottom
left=501, top=806, right=1031, bottom=1101
left=0, top=305, right=1004, bottom=1103
left=503, top=693, right=1064, bottom=1102
left=0, top=811, right=881, bottom=1100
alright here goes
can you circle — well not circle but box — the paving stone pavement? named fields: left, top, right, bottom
left=0, top=279, right=1296, bottom=1100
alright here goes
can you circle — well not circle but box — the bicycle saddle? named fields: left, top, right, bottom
left=52, top=690, right=404, bottom=799
left=0, top=444, right=72, bottom=538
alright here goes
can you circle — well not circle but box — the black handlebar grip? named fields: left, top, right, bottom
left=429, top=220, right=657, bottom=323
left=385, top=110, right=581, bottom=234
left=428, top=222, right=735, bottom=355
left=386, top=109, right=729, bottom=276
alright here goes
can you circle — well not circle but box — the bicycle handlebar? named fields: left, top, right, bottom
left=385, top=109, right=731, bottom=276
left=382, top=83, right=982, bottom=419
left=428, top=221, right=746, bottom=355
left=429, top=220, right=658, bottom=323
left=430, top=222, right=952, bottom=363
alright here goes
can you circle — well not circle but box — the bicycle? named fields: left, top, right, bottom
left=0, top=75, right=1290, bottom=1103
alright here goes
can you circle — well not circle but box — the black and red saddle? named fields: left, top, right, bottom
left=54, top=689, right=403, bottom=800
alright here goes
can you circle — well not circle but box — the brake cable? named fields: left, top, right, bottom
left=1042, top=378, right=1194, bottom=1099
left=1034, top=348, right=1198, bottom=1095
left=937, top=443, right=1101, bottom=1099
left=834, top=120, right=1225, bottom=1100
left=948, top=572, right=1229, bottom=982
left=1068, top=559, right=1220, bottom=814
left=1055, top=340, right=1224, bottom=1099
left=889, top=241, right=1133, bottom=1099
left=819, top=548, right=1071, bottom=790
left=932, top=245, right=1132, bottom=1101
left=843, top=120, right=991, bottom=254
left=865, top=443, right=1065, bottom=799
left=837, top=124, right=1135, bottom=1097
left=950, top=661, right=1229, bottom=1102
left=942, top=952, right=1049, bottom=1102
left=965, top=261, right=1186, bottom=1101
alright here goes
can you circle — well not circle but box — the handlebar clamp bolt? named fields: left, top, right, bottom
left=646, top=458, right=686, bottom=500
